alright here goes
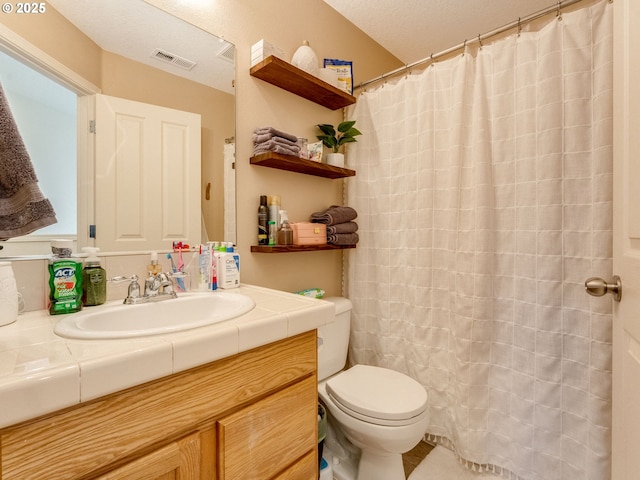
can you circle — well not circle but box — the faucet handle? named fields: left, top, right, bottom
left=109, top=275, right=141, bottom=303
left=109, top=274, right=139, bottom=284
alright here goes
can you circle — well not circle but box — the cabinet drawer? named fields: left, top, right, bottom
left=218, top=376, right=317, bottom=480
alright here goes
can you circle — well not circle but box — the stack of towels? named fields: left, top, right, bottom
left=252, top=126, right=300, bottom=156
left=311, top=205, right=359, bottom=246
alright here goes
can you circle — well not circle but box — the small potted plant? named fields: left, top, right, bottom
left=316, top=120, right=362, bottom=167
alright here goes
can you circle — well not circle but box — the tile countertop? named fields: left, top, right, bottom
left=0, top=284, right=334, bottom=429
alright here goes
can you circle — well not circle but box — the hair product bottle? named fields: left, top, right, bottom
left=258, top=195, right=268, bottom=245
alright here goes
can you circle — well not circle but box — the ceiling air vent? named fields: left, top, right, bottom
left=217, top=43, right=235, bottom=63
left=151, top=49, right=197, bottom=70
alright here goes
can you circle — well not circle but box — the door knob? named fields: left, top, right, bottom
left=584, top=275, right=622, bottom=302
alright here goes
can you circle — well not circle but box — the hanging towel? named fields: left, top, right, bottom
left=327, top=232, right=359, bottom=246
left=0, top=82, right=56, bottom=239
left=327, top=221, right=358, bottom=235
left=311, top=205, right=358, bottom=225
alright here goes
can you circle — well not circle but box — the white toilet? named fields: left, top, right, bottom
left=318, top=297, right=429, bottom=480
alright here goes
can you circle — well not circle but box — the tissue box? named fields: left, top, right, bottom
left=292, top=222, right=327, bottom=245
left=251, top=39, right=286, bottom=68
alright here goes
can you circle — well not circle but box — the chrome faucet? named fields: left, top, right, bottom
left=144, top=271, right=177, bottom=299
left=110, top=272, right=177, bottom=305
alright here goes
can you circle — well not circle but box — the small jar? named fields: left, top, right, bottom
left=297, top=138, right=308, bottom=159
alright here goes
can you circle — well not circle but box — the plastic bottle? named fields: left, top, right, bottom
left=48, top=239, right=83, bottom=315
left=148, top=251, right=162, bottom=276
left=278, top=210, right=293, bottom=245
left=218, top=244, right=240, bottom=289
left=268, top=221, right=277, bottom=246
left=198, top=244, right=211, bottom=291
left=258, top=195, right=268, bottom=245
left=81, top=247, right=106, bottom=306
left=211, top=242, right=219, bottom=291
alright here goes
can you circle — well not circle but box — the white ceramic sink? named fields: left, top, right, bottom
left=54, top=291, right=255, bottom=339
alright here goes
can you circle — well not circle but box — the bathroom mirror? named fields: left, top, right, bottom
left=0, top=0, right=235, bottom=257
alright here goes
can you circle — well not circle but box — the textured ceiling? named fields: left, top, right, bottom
left=47, top=0, right=235, bottom=94
left=322, top=0, right=556, bottom=65
left=47, top=0, right=561, bottom=94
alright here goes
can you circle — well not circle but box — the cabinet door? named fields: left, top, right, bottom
left=271, top=451, right=317, bottom=480
left=96, top=432, right=200, bottom=480
left=92, top=93, right=201, bottom=252
left=218, top=376, right=317, bottom=480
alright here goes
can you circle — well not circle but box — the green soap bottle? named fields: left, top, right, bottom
left=48, top=239, right=83, bottom=315
left=81, top=247, right=106, bottom=306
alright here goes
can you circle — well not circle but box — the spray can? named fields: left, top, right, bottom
left=258, top=195, right=268, bottom=245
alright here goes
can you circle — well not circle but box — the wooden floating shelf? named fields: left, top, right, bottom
left=251, top=244, right=356, bottom=253
left=250, top=152, right=356, bottom=179
left=250, top=55, right=356, bottom=110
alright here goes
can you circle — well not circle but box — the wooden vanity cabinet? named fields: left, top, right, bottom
left=0, top=331, right=318, bottom=480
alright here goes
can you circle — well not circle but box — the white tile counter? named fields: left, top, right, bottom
left=0, top=285, right=333, bottom=429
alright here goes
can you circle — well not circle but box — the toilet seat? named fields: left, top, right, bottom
left=325, top=364, right=428, bottom=427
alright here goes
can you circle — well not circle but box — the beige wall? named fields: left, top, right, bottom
left=2, top=0, right=401, bottom=300
left=100, top=52, right=235, bottom=241
left=147, top=0, right=402, bottom=296
left=0, top=6, right=234, bottom=242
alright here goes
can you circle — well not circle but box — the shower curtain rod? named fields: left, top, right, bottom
left=355, top=0, right=591, bottom=90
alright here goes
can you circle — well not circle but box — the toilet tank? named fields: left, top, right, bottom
left=317, top=297, right=352, bottom=382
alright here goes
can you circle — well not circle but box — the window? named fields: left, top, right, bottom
left=0, top=50, right=77, bottom=238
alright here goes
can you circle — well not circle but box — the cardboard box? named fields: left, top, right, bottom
left=251, top=39, right=286, bottom=67
left=292, top=222, right=327, bottom=245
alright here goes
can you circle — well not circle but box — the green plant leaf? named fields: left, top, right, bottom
left=317, top=124, right=336, bottom=136
left=337, top=120, right=356, bottom=133
left=316, top=121, right=361, bottom=152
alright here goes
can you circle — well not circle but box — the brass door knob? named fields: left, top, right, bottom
left=584, top=275, right=621, bottom=302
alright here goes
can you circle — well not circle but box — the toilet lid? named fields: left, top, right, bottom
left=326, top=364, right=428, bottom=422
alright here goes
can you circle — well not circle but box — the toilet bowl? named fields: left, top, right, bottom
left=318, top=298, right=428, bottom=480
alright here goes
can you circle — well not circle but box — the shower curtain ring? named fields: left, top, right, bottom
left=478, top=34, right=483, bottom=49
left=556, top=1, right=563, bottom=20
left=517, top=17, right=522, bottom=36
left=462, top=39, right=467, bottom=56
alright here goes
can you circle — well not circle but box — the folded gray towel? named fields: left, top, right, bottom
left=327, top=232, right=359, bottom=245
left=0, top=82, right=57, bottom=239
left=253, top=136, right=299, bottom=148
left=327, top=221, right=358, bottom=235
left=253, top=126, right=298, bottom=143
left=252, top=132, right=299, bottom=146
left=311, top=205, right=358, bottom=226
left=253, top=143, right=301, bottom=157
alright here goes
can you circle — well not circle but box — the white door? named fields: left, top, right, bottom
left=611, top=0, right=640, bottom=478
left=83, top=93, right=201, bottom=252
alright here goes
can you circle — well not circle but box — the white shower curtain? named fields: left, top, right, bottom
left=345, top=1, right=613, bottom=479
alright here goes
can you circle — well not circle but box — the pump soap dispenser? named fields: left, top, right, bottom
left=82, top=247, right=106, bottom=306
